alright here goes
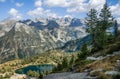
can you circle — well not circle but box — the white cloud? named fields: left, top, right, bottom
left=44, top=0, right=106, bottom=13
left=27, top=7, right=59, bottom=18
left=44, top=0, right=69, bottom=7
left=0, top=0, right=5, bottom=2
left=28, top=0, right=43, bottom=17
left=35, top=0, right=42, bottom=7
left=15, top=3, right=24, bottom=7
left=44, top=0, right=86, bottom=7
left=67, top=0, right=105, bottom=13
left=8, top=8, right=22, bottom=20
left=27, top=0, right=106, bottom=18
left=110, top=2, right=120, bottom=16
left=44, top=10, right=59, bottom=18
left=27, top=7, right=43, bottom=16
left=9, top=8, right=18, bottom=16
left=116, top=17, right=120, bottom=24
left=27, top=0, right=59, bottom=18
left=88, top=0, right=105, bottom=10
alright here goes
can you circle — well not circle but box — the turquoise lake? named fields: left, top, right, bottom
left=15, top=64, right=54, bottom=74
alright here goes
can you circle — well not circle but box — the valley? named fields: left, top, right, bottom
left=0, top=17, right=87, bottom=63
left=0, top=1, right=120, bottom=79
left=0, top=51, right=77, bottom=79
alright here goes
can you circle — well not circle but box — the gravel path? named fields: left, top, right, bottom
left=43, top=72, right=93, bottom=79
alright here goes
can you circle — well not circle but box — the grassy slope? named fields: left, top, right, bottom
left=0, top=50, right=76, bottom=78
left=73, top=36, right=120, bottom=72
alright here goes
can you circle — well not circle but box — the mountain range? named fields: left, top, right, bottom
left=0, top=17, right=88, bottom=63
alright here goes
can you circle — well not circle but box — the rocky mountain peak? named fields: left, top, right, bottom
left=0, top=17, right=88, bottom=63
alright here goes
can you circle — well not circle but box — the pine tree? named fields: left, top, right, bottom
left=98, top=3, right=114, bottom=49
left=57, top=63, right=62, bottom=71
left=62, top=57, right=68, bottom=68
left=85, top=9, right=98, bottom=48
left=78, top=43, right=88, bottom=60
left=81, top=43, right=88, bottom=55
left=99, top=3, right=113, bottom=30
left=114, top=20, right=118, bottom=38
left=69, top=55, right=74, bottom=65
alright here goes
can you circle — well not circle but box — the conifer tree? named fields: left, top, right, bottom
left=78, top=43, right=88, bottom=60
left=62, top=57, right=68, bottom=68
left=98, top=3, right=113, bottom=49
left=114, top=20, right=118, bottom=38
left=69, top=55, right=74, bottom=65
left=85, top=9, right=98, bottom=48
left=81, top=43, right=88, bottom=55
left=99, top=3, right=113, bottom=30
left=85, top=3, right=114, bottom=50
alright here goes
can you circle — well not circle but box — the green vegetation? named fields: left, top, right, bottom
left=114, top=20, right=119, bottom=38
left=69, top=55, right=75, bottom=66
left=26, top=70, right=44, bottom=79
left=0, top=51, right=75, bottom=78
left=0, top=75, right=4, bottom=79
left=78, top=43, right=89, bottom=60
left=0, top=2, right=120, bottom=79
left=52, top=57, right=69, bottom=72
left=85, top=3, right=114, bottom=50
left=52, top=2, right=120, bottom=78
left=112, top=74, right=120, bottom=79
left=4, top=73, right=11, bottom=78
left=27, top=70, right=40, bottom=78
left=85, top=8, right=98, bottom=49
left=62, top=57, right=68, bottom=69
left=52, top=54, right=77, bottom=72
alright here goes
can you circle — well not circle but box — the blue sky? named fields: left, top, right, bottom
left=0, top=0, right=120, bottom=22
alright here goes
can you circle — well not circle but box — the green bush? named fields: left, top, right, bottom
left=62, top=57, right=68, bottom=68
left=38, top=73, right=43, bottom=79
left=27, top=70, right=39, bottom=77
left=80, top=60, right=93, bottom=65
left=52, top=57, right=69, bottom=72
left=4, top=73, right=11, bottom=78
left=105, top=42, right=120, bottom=55
left=112, top=74, right=120, bottom=79
left=0, top=75, right=4, bottom=79
left=77, top=52, right=86, bottom=60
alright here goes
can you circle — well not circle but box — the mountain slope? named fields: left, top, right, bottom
left=0, top=18, right=87, bottom=63
left=61, top=35, right=91, bottom=52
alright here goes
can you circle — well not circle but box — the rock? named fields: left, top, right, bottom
left=86, top=57, right=97, bottom=61
left=84, top=69, right=91, bottom=73
left=87, top=51, right=120, bottom=61
left=96, top=56, right=105, bottom=60
left=86, top=56, right=104, bottom=61
left=10, top=74, right=27, bottom=79
left=90, top=69, right=103, bottom=74
left=113, top=51, right=120, bottom=55
left=0, top=18, right=88, bottom=63
left=114, top=60, right=120, bottom=71
left=105, top=71, right=120, bottom=75
left=90, top=69, right=103, bottom=77
left=43, top=72, right=95, bottom=79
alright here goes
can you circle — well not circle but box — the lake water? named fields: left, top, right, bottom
left=15, top=64, right=54, bottom=74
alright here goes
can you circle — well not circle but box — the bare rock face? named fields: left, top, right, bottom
left=0, top=17, right=87, bottom=63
